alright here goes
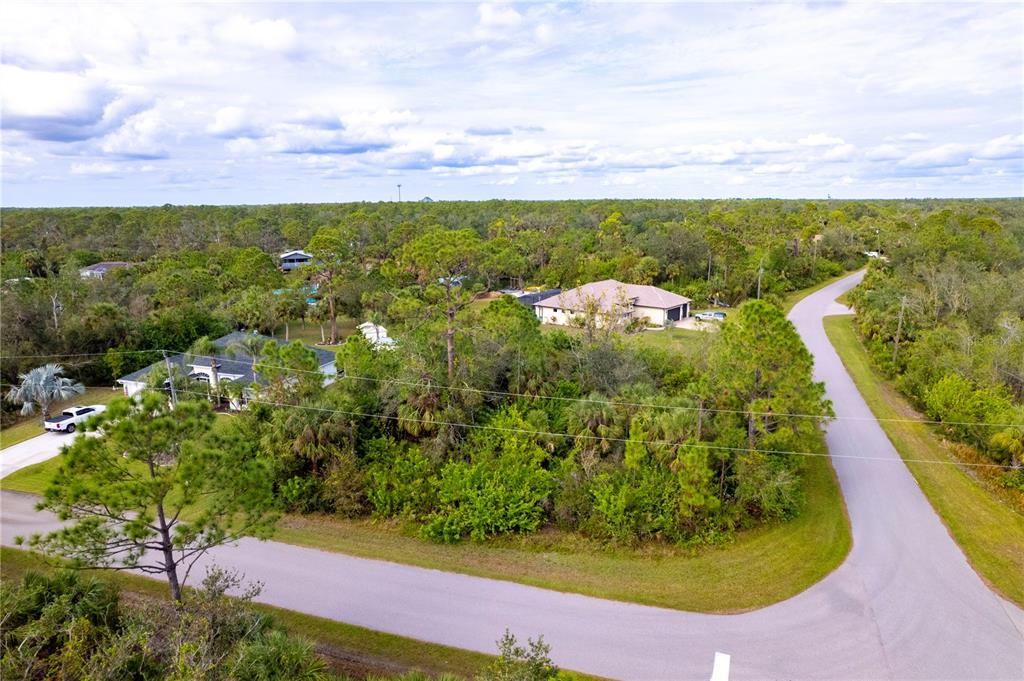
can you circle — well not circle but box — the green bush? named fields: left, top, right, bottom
left=422, top=424, right=554, bottom=543
left=587, top=466, right=678, bottom=543
left=278, top=476, right=324, bottom=514
left=322, top=453, right=366, bottom=518
left=229, top=630, right=327, bottom=681
left=924, top=374, right=1013, bottom=447
left=478, top=630, right=559, bottom=681
left=364, top=438, right=438, bottom=519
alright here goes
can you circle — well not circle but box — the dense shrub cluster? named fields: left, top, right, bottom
left=0, top=568, right=326, bottom=681
left=241, top=296, right=829, bottom=546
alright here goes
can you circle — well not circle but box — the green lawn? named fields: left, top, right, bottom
left=276, top=444, right=849, bottom=614
left=0, top=547, right=498, bottom=679
left=274, top=317, right=356, bottom=351
left=628, top=326, right=709, bottom=356
left=0, top=387, right=123, bottom=450
left=4, top=437, right=850, bottom=614
left=824, top=316, right=1024, bottom=607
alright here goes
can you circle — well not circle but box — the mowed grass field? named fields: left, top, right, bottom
left=824, top=316, right=1024, bottom=607
left=0, top=386, right=123, bottom=450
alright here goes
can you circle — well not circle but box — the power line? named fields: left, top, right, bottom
left=4, top=348, right=1022, bottom=429
left=174, top=350, right=1023, bottom=430
left=163, top=387, right=1020, bottom=470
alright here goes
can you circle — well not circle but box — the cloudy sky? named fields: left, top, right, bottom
left=1, top=2, right=1021, bottom=206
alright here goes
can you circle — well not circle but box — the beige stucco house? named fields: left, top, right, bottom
left=533, top=279, right=691, bottom=328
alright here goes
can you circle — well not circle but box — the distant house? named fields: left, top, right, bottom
left=533, top=279, right=691, bottom=328
left=356, top=322, right=397, bottom=349
left=513, top=288, right=561, bottom=308
left=79, top=261, right=130, bottom=279
left=115, top=331, right=337, bottom=404
left=279, top=250, right=313, bottom=271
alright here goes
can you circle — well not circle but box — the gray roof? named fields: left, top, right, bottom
left=534, top=279, right=690, bottom=312
left=117, top=332, right=335, bottom=385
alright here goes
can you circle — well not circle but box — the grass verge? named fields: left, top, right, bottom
left=824, top=316, right=1024, bottom=607
left=0, top=547, right=497, bottom=679
left=0, top=387, right=122, bottom=450
left=275, top=444, right=849, bottom=614
left=3, top=438, right=850, bottom=614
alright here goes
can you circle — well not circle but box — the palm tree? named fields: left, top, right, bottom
left=226, top=334, right=267, bottom=385
left=5, top=364, right=85, bottom=425
left=186, top=336, right=221, bottom=404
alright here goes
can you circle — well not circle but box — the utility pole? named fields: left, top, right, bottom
left=162, top=350, right=178, bottom=408
left=397, top=184, right=402, bottom=202
left=875, top=228, right=881, bottom=254
left=892, top=295, right=907, bottom=364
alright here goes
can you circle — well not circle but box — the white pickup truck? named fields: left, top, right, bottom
left=43, top=405, right=106, bottom=433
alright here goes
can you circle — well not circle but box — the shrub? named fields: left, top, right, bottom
left=278, top=476, right=324, bottom=514
left=229, top=630, right=327, bottom=681
left=478, top=629, right=559, bottom=681
left=924, top=374, right=1013, bottom=447
left=364, top=438, right=438, bottom=519
left=422, top=430, right=553, bottom=543
left=587, top=465, right=678, bottom=543
left=322, top=453, right=367, bottom=518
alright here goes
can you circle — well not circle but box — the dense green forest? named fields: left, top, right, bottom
left=846, top=204, right=1024, bottom=492
left=2, top=198, right=1021, bottom=546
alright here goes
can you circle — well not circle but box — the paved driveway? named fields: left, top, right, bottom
left=2, top=271, right=1022, bottom=679
left=0, top=431, right=79, bottom=479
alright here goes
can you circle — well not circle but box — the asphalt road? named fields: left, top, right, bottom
left=2, top=271, right=1022, bottom=679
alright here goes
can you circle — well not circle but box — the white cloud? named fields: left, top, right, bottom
left=799, top=133, right=845, bottom=147
left=822, top=144, right=857, bottom=161
left=1, top=149, right=36, bottom=165
left=101, top=108, right=173, bottom=158
left=865, top=144, right=903, bottom=161
left=208, top=107, right=255, bottom=136
left=975, top=134, right=1023, bottom=160
left=899, top=143, right=971, bottom=168
left=215, top=16, right=297, bottom=52
left=478, top=3, right=522, bottom=29
left=71, top=161, right=119, bottom=175
left=1, top=2, right=1021, bottom=203
left=753, top=163, right=806, bottom=174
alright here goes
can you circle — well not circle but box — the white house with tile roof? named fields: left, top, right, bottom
left=533, top=279, right=691, bottom=328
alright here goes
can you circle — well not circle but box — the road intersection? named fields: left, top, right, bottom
left=2, top=271, right=1022, bottom=679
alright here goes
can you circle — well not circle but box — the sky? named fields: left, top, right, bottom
left=1, top=1, right=1022, bottom=206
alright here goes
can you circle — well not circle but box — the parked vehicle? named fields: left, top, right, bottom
left=43, top=405, right=106, bottom=433
left=695, top=311, right=727, bottom=321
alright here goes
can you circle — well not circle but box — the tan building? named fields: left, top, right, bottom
left=533, top=279, right=691, bottom=328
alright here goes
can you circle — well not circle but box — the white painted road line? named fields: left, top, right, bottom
left=710, top=651, right=730, bottom=681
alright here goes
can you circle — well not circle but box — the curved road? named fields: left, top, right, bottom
left=2, top=271, right=1022, bottom=679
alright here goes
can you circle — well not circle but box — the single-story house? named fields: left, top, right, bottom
left=80, top=261, right=130, bottom=279
left=115, top=331, right=337, bottom=404
left=533, top=279, right=691, bottom=328
left=279, top=250, right=313, bottom=271
left=357, top=322, right=397, bottom=349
